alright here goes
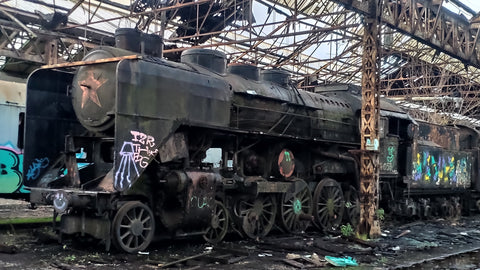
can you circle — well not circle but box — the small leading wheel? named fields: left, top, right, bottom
left=313, top=178, right=345, bottom=231
left=204, top=200, right=229, bottom=244
left=278, top=179, right=312, bottom=233
left=112, top=201, right=155, bottom=253
left=344, top=185, right=360, bottom=227
left=237, top=195, right=277, bottom=239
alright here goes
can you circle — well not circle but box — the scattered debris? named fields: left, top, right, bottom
left=157, top=253, right=207, bottom=268
left=395, top=230, right=411, bottom=239
left=391, top=246, right=401, bottom=251
left=282, top=259, right=305, bottom=268
left=285, top=253, right=301, bottom=260
left=258, top=253, right=273, bottom=257
left=282, top=252, right=327, bottom=268
left=324, top=256, right=358, bottom=267
left=0, top=243, right=18, bottom=254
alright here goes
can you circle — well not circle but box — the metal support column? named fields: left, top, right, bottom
left=358, top=0, right=381, bottom=238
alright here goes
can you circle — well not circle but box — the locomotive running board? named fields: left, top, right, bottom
left=242, top=181, right=296, bottom=195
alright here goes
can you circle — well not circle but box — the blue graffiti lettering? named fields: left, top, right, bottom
left=26, top=157, right=49, bottom=181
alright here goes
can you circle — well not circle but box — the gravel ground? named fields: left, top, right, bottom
left=1, top=199, right=480, bottom=269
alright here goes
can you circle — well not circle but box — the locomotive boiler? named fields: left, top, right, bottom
left=25, top=29, right=480, bottom=253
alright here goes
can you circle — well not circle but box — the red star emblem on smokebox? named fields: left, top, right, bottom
left=78, top=70, right=107, bottom=108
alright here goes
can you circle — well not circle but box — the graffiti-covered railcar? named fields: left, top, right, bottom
left=0, top=72, right=27, bottom=194
left=25, top=29, right=480, bottom=253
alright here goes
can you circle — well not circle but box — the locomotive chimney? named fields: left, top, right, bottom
left=181, top=48, right=227, bottom=74
left=114, top=28, right=142, bottom=53
left=141, top=33, right=163, bottom=57
left=114, top=28, right=164, bottom=57
left=227, top=63, right=260, bottom=80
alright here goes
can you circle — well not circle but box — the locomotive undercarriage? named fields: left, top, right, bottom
left=381, top=181, right=467, bottom=220
left=29, top=127, right=362, bottom=253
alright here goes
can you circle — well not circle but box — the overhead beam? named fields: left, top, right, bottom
left=331, top=0, right=480, bottom=68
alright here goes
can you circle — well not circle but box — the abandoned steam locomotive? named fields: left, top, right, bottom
left=25, top=29, right=480, bottom=253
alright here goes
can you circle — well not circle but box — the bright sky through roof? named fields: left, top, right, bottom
left=444, top=0, right=480, bottom=19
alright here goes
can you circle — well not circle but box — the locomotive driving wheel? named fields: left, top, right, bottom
left=313, top=178, right=345, bottom=231
left=278, top=179, right=312, bottom=233
left=112, top=201, right=155, bottom=253
left=344, top=185, right=360, bottom=227
left=203, top=200, right=229, bottom=244
left=236, top=195, right=277, bottom=239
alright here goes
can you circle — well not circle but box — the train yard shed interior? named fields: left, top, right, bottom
left=3, top=0, right=480, bottom=267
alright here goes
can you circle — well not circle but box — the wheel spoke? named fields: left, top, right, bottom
left=120, top=231, right=131, bottom=240
left=313, top=179, right=345, bottom=230
left=125, top=234, right=133, bottom=247
left=243, top=201, right=254, bottom=207
left=141, top=215, right=151, bottom=224
left=204, top=201, right=229, bottom=244
left=332, top=188, right=340, bottom=198
left=279, top=180, right=311, bottom=233
left=131, top=208, right=137, bottom=220
left=114, top=202, right=155, bottom=252
left=134, top=236, right=139, bottom=248
left=263, top=209, right=274, bottom=215
left=138, top=208, right=145, bottom=220
left=317, top=206, right=327, bottom=213
left=241, top=196, right=276, bottom=239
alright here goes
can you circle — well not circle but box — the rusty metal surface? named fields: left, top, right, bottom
left=158, top=171, right=219, bottom=231
left=326, top=0, right=480, bottom=69
left=158, top=133, right=189, bottom=163
left=41, top=54, right=142, bottom=69
left=254, top=181, right=294, bottom=194
left=183, top=171, right=218, bottom=228
left=417, top=122, right=460, bottom=150
left=358, top=0, right=381, bottom=237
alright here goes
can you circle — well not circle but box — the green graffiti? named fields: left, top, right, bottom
left=386, top=146, right=395, bottom=163
left=0, top=148, right=23, bottom=193
left=191, top=196, right=209, bottom=208
left=293, top=198, right=302, bottom=215
left=284, top=151, right=291, bottom=162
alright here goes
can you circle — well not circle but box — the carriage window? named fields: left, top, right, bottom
left=202, top=148, right=222, bottom=168
left=379, top=117, right=387, bottom=138
left=17, top=112, right=24, bottom=149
